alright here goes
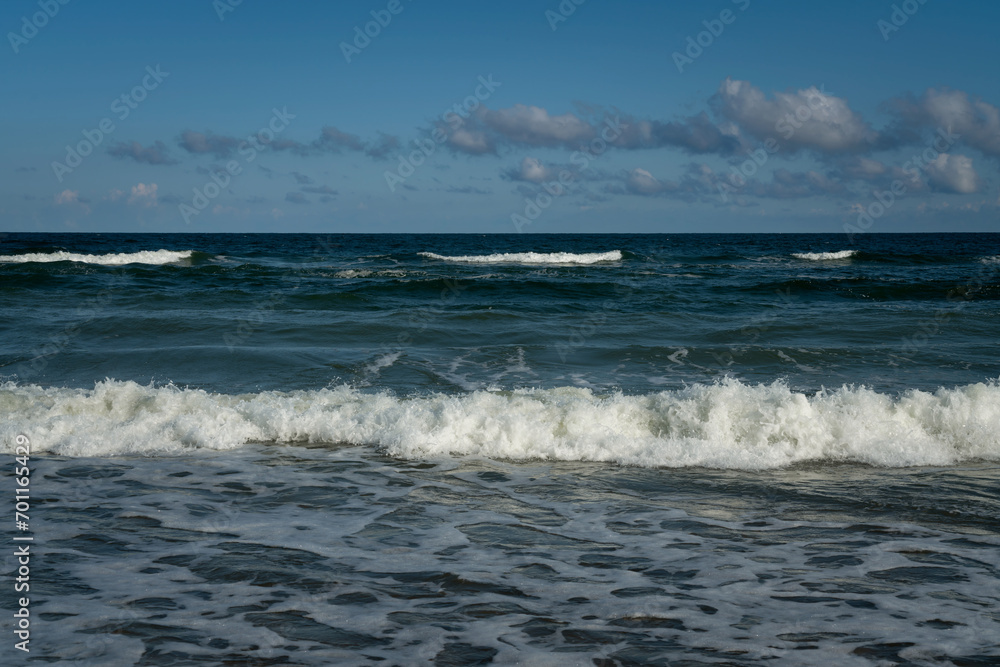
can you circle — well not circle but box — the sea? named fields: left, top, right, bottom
left=1, top=232, right=998, bottom=666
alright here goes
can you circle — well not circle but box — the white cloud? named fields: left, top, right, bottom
left=446, top=105, right=594, bottom=153
left=924, top=154, right=980, bottom=194
left=626, top=168, right=672, bottom=195
left=448, top=128, right=493, bottom=154
left=512, top=157, right=555, bottom=183
left=128, top=182, right=158, bottom=206
left=715, top=78, right=874, bottom=153
left=54, top=189, right=90, bottom=214
left=483, top=104, right=593, bottom=147
left=54, top=189, right=79, bottom=205
left=892, top=88, right=1000, bottom=158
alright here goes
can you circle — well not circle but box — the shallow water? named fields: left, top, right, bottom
left=4, top=445, right=997, bottom=665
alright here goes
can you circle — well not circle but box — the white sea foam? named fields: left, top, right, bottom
left=419, top=250, right=623, bottom=265
left=792, top=250, right=858, bottom=261
left=3, top=378, right=998, bottom=468
left=0, top=249, right=195, bottom=265
left=363, top=351, right=402, bottom=375
left=334, top=269, right=410, bottom=278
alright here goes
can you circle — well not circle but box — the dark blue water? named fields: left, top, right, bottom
left=2, top=233, right=999, bottom=664
left=3, top=233, right=998, bottom=395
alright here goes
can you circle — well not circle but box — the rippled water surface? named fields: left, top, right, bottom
left=6, top=447, right=997, bottom=665
left=1, top=233, right=998, bottom=664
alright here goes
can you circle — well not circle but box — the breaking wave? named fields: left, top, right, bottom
left=3, top=379, right=998, bottom=468
left=792, top=250, right=858, bottom=261
left=419, top=250, right=623, bottom=265
left=0, top=249, right=195, bottom=265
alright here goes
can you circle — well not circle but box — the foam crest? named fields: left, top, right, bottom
left=334, top=269, right=409, bottom=278
left=0, top=249, right=194, bottom=265
left=3, top=379, right=999, bottom=468
left=792, top=250, right=858, bottom=260
left=419, top=250, right=623, bottom=265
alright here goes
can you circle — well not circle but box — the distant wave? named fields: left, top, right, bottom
left=0, top=249, right=195, bottom=265
left=419, top=250, right=623, bottom=265
left=3, top=379, right=998, bottom=469
left=334, top=269, right=410, bottom=279
left=792, top=250, right=858, bottom=261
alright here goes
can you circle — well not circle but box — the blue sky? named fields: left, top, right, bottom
left=3, top=0, right=999, bottom=233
